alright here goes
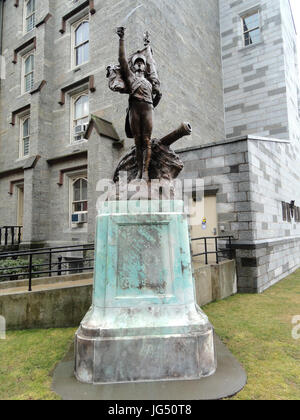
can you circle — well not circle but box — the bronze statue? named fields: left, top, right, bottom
left=107, top=24, right=191, bottom=188
left=113, top=27, right=162, bottom=181
left=113, top=122, right=192, bottom=184
left=107, top=26, right=161, bottom=182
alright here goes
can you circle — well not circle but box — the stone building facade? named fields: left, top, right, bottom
left=0, top=0, right=300, bottom=293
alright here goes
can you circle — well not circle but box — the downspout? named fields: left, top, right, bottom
left=0, top=0, right=3, bottom=87
left=0, top=0, right=3, bottom=55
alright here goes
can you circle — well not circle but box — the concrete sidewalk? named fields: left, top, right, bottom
left=0, top=277, right=93, bottom=296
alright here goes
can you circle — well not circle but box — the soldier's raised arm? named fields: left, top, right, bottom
left=117, top=27, right=131, bottom=82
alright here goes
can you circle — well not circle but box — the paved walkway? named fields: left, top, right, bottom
left=0, top=278, right=93, bottom=296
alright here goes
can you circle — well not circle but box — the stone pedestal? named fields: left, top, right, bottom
left=75, top=200, right=216, bottom=384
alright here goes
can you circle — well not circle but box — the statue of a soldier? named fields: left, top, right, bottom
left=107, top=27, right=162, bottom=181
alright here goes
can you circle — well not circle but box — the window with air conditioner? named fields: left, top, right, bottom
left=71, top=177, right=88, bottom=226
left=72, top=93, right=89, bottom=142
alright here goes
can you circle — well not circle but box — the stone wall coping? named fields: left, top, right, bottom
left=176, top=135, right=290, bottom=154
left=232, top=235, right=300, bottom=249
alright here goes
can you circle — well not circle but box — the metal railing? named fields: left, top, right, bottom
left=0, top=226, right=23, bottom=246
left=191, top=236, right=234, bottom=265
left=0, top=243, right=94, bottom=291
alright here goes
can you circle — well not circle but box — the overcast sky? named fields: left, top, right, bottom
left=290, top=0, right=300, bottom=42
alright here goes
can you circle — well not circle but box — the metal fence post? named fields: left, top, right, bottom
left=18, top=227, right=22, bottom=244
left=215, top=237, right=219, bottom=264
left=4, top=227, right=8, bottom=246
left=28, top=254, right=32, bottom=292
left=58, top=256, right=62, bottom=276
left=49, top=251, right=52, bottom=277
left=204, top=238, right=208, bottom=265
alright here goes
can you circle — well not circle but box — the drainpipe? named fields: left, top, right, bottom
left=0, top=0, right=3, bottom=86
left=0, top=0, right=3, bottom=55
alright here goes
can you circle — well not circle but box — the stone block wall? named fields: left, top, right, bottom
left=0, top=0, right=224, bottom=246
left=179, top=133, right=300, bottom=293
left=220, top=0, right=295, bottom=140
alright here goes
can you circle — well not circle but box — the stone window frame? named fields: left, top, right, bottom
left=21, top=49, right=35, bottom=94
left=71, top=15, right=90, bottom=69
left=70, top=88, right=89, bottom=144
left=23, top=0, right=36, bottom=34
left=18, top=112, right=31, bottom=159
left=239, top=5, right=262, bottom=49
left=59, top=0, right=95, bottom=35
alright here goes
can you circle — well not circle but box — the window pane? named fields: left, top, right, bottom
left=83, top=42, right=89, bottom=63
left=74, top=202, right=82, bottom=212
left=243, top=13, right=259, bottom=32
left=81, top=179, right=87, bottom=200
left=25, top=73, right=34, bottom=91
left=76, top=43, right=89, bottom=66
left=26, top=0, right=35, bottom=15
left=245, top=28, right=261, bottom=46
left=25, top=55, right=34, bottom=73
left=23, top=119, right=29, bottom=137
left=74, top=180, right=81, bottom=202
left=26, top=14, right=35, bottom=32
left=75, top=22, right=89, bottom=46
left=76, top=45, right=83, bottom=66
left=23, top=137, right=30, bottom=156
left=75, top=95, right=89, bottom=119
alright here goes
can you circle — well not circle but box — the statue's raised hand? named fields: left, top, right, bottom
left=116, top=27, right=125, bottom=39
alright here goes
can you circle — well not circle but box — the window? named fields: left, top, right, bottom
left=23, top=53, right=34, bottom=93
left=25, top=0, right=36, bottom=33
left=72, top=93, right=89, bottom=142
left=20, top=116, right=30, bottom=158
left=242, top=11, right=261, bottom=47
left=71, top=177, right=88, bottom=224
left=73, top=18, right=89, bottom=67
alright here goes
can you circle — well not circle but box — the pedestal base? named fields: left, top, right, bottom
left=75, top=318, right=215, bottom=384
left=75, top=201, right=216, bottom=384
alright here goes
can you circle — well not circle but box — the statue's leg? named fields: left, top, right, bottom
left=141, top=104, right=153, bottom=182
left=129, top=104, right=143, bottom=179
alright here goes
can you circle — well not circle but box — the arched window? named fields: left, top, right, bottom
left=73, top=94, right=89, bottom=142
left=25, top=0, right=36, bottom=32
left=72, top=178, right=88, bottom=213
left=74, top=19, right=89, bottom=66
left=21, top=116, right=30, bottom=157
left=24, top=53, right=34, bottom=92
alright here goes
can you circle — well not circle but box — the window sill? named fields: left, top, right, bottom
left=238, top=40, right=264, bottom=52
left=68, top=139, right=88, bottom=147
left=70, top=61, right=90, bottom=73
left=16, top=156, right=30, bottom=162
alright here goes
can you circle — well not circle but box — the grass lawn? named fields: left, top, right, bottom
left=0, top=270, right=299, bottom=400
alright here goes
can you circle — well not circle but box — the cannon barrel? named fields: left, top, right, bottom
left=159, top=122, right=192, bottom=147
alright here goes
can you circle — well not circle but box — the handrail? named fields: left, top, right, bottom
left=191, top=236, right=234, bottom=265
left=0, top=243, right=94, bottom=291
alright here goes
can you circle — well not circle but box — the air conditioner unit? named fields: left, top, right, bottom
left=71, top=213, right=87, bottom=224
left=71, top=213, right=79, bottom=223
left=78, top=213, right=87, bottom=223
left=75, top=125, right=83, bottom=134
